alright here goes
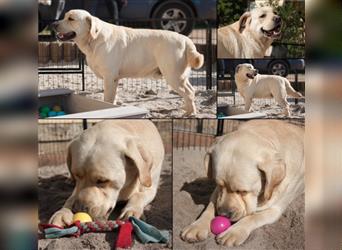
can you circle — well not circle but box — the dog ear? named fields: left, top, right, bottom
left=204, top=152, right=213, bottom=179
left=204, top=137, right=222, bottom=179
left=238, top=12, right=251, bottom=33
left=124, top=138, right=153, bottom=187
left=235, top=64, right=242, bottom=73
left=258, top=155, right=286, bottom=201
left=66, top=144, right=74, bottom=181
left=86, top=16, right=101, bottom=40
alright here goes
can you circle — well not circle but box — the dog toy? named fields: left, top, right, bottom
left=48, top=111, right=57, bottom=117
left=53, top=105, right=62, bottom=112
left=39, top=217, right=169, bottom=249
left=210, top=216, right=231, bottom=235
left=72, top=212, right=92, bottom=223
left=39, top=105, right=66, bottom=118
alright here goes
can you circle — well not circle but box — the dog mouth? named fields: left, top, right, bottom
left=56, top=31, right=76, bottom=41
left=106, top=207, right=113, bottom=216
left=246, top=73, right=256, bottom=79
left=261, top=24, right=281, bottom=38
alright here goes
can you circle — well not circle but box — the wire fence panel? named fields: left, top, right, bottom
left=173, top=119, right=247, bottom=150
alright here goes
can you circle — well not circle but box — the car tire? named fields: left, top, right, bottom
left=268, top=60, right=289, bottom=77
left=151, top=1, right=195, bottom=36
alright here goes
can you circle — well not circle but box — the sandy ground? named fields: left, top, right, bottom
left=38, top=154, right=172, bottom=250
left=173, top=148, right=304, bottom=250
left=218, top=92, right=305, bottom=119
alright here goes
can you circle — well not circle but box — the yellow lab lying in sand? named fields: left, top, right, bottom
left=217, top=6, right=282, bottom=58
left=235, top=63, right=303, bottom=116
left=181, top=120, right=304, bottom=246
left=51, top=10, right=204, bottom=116
left=49, top=120, right=164, bottom=227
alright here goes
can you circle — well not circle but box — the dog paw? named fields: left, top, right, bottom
left=183, top=111, right=196, bottom=117
left=216, top=225, right=249, bottom=247
left=180, top=223, right=210, bottom=243
left=48, top=208, right=74, bottom=227
left=119, top=207, right=143, bottom=220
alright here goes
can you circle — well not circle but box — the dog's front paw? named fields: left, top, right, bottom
left=181, top=222, right=210, bottom=243
left=119, top=207, right=143, bottom=220
left=48, top=208, right=74, bottom=227
left=216, top=225, right=250, bottom=247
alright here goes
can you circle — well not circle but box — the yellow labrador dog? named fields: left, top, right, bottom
left=235, top=63, right=302, bottom=116
left=181, top=120, right=304, bottom=246
left=51, top=10, right=204, bottom=116
left=49, top=120, right=164, bottom=227
left=218, top=6, right=282, bottom=58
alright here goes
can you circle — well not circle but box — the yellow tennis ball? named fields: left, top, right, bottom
left=72, top=212, right=92, bottom=223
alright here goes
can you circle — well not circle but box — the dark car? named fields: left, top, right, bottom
left=253, top=59, right=305, bottom=77
left=218, top=59, right=305, bottom=77
left=39, top=0, right=216, bottom=35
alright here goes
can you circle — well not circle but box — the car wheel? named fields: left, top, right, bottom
left=151, top=1, right=195, bottom=36
left=268, top=60, right=289, bottom=77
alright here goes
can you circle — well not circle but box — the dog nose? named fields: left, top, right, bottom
left=219, top=210, right=234, bottom=218
left=254, top=69, right=259, bottom=75
left=72, top=200, right=89, bottom=213
left=273, top=16, right=281, bottom=24
left=50, top=21, right=59, bottom=30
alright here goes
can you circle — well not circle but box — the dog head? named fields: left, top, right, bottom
left=67, top=123, right=152, bottom=220
left=235, top=63, right=258, bottom=80
left=50, top=9, right=101, bottom=42
left=205, top=132, right=286, bottom=222
left=238, top=6, right=282, bottom=40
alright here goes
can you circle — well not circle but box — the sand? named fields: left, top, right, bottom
left=38, top=154, right=172, bottom=250
left=173, top=148, right=304, bottom=250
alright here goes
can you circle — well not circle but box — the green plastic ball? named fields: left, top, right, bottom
left=40, top=106, right=50, bottom=113
left=39, top=112, right=48, bottom=118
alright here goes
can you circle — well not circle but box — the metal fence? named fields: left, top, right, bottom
left=173, top=119, right=304, bottom=150
left=38, top=119, right=172, bottom=167
left=173, top=119, right=244, bottom=150
left=38, top=18, right=216, bottom=102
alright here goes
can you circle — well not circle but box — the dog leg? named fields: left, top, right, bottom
left=172, top=80, right=196, bottom=116
left=276, top=97, right=290, bottom=117
left=104, top=76, right=118, bottom=104
left=244, top=97, right=253, bottom=112
left=118, top=185, right=158, bottom=220
left=163, top=69, right=196, bottom=116
left=180, top=187, right=218, bottom=242
left=216, top=207, right=282, bottom=247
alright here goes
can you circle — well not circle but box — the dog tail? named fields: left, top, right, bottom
left=186, top=39, right=204, bottom=69
left=285, top=79, right=303, bottom=98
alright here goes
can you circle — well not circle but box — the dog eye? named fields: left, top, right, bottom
left=96, top=179, right=109, bottom=185
left=68, top=17, right=74, bottom=21
left=259, top=14, right=266, bottom=18
left=238, top=191, right=248, bottom=195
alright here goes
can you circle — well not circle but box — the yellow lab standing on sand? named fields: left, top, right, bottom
left=234, top=63, right=302, bottom=116
left=51, top=10, right=204, bottom=116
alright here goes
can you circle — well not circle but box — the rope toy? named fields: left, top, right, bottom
left=39, top=217, right=169, bottom=249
